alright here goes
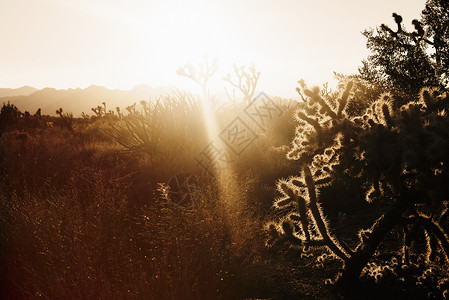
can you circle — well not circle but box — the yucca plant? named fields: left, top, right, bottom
left=109, top=100, right=163, bottom=157
left=268, top=80, right=449, bottom=291
left=108, top=91, right=216, bottom=177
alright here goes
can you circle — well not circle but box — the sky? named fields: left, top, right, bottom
left=0, top=0, right=426, bottom=99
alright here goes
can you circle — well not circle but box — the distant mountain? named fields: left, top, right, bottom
left=0, top=86, right=38, bottom=98
left=0, top=85, right=171, bottom=116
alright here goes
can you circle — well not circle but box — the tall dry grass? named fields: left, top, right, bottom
left=0, top=117, right=280, bottom=299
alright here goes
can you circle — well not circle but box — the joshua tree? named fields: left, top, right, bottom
left=223, top=63, right=260, bottom=104
left=91, top=105, right=105, bottom=118
left=177, top=56, right=218, bottom=100
left=34, top=108, right=41, bottom=118
left=56, top=107, right=73, bottom=131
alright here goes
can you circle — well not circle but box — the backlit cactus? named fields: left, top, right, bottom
left=268, top=82, right=449, bottom=289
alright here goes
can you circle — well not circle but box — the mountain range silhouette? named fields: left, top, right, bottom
left=0, top=84, right=173, bottom=116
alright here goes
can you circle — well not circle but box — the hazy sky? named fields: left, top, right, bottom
left=0, top=0, right=426, bottom=98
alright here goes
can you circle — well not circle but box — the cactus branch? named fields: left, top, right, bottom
left=303, top=165, right=350, bottom=261
left=338, top=196, right=409, bottom=284
left=411, top=215, right=449, bottom=261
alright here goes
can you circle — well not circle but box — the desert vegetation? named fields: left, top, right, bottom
left=1, top=0, right=449, bottom=299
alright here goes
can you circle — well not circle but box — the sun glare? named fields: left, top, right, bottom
left=45, top=0, right=248, bottom=92
left=134, top=3, right=244, bottom=92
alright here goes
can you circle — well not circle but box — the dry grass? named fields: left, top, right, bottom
left=0, top=120, right=282, bottom=299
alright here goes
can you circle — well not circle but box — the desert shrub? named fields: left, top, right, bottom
left=267, top=80, right=449, bottom=295
left=0, top=102, right=22, bottom=135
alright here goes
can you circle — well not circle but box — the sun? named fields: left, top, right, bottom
left=128, top=2, right=243, bottom=91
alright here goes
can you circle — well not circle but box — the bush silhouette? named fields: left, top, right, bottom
left=360, top=1, right=449, bottom=101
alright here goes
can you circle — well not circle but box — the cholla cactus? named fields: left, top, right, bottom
left=268, top=82, right=449, bottom=287
left=268, top=81, right=354, bottom=260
